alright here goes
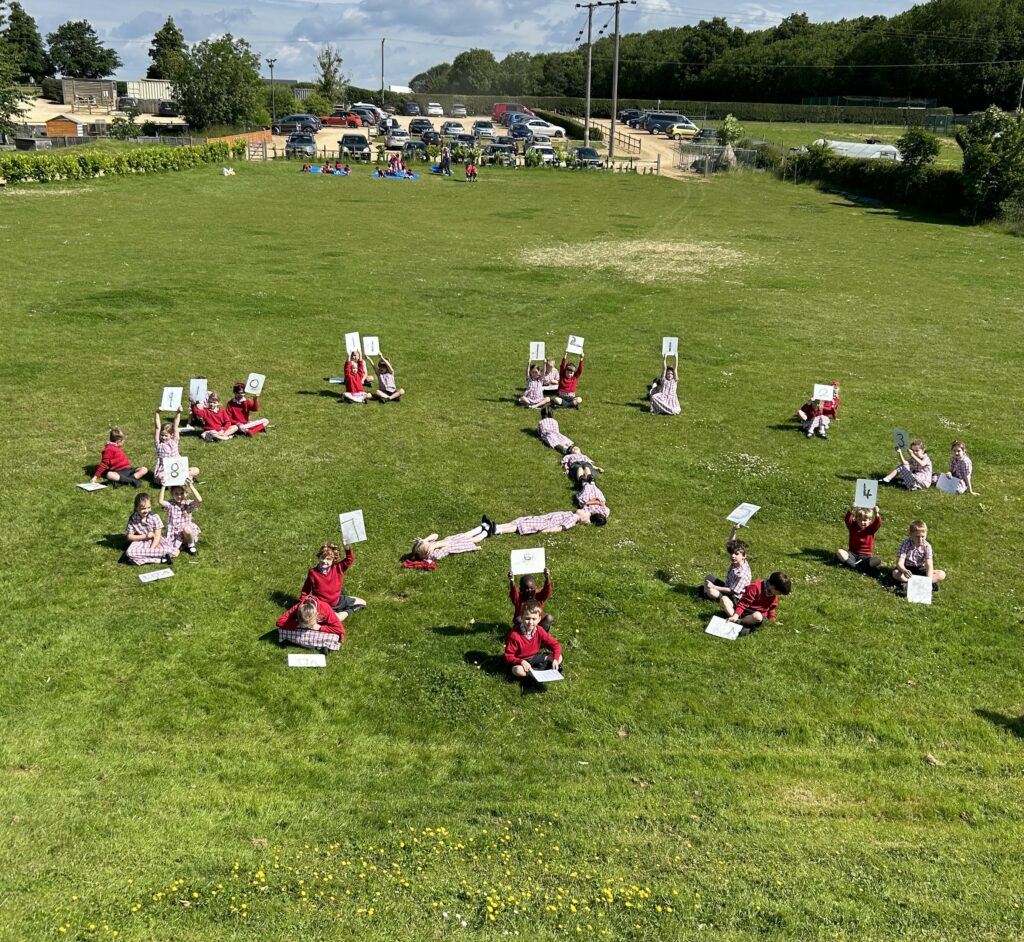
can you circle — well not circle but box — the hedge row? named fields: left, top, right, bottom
left=531, top=109, right=602, bottom=142
left=779, top=147, right=964, bottom=215
left=0, top=141, right=246, bottom=185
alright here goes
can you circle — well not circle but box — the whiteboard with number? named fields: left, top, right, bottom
left=189, top=377, right=207, bottom=404
left=854, top=478, right=878, bottom=509
left=138, top=568, right=174, bottom=584
left=906, top=575, right=933, bottom=605
left=245, top=372, right=265, bottom=396
left=288, top=652, right=327, bottom=668
left=706, top=616, right=742, bottom=640
left=163, top=457, right=190, bottom=487
left=160, top=386, right=183, bottom=412
left=662, top=336, right=679, bottom=356
left=566, top=335, right=585, bottom=355
left=338, top=509, right=367, bottom=544
left=726, top=503, right=761, bottom=527
left=812, top=383, right=835, bottom=402
left=511, top=548, right=546, bottom=576
left=363, top=335, right=380, bottom=356
left=893, top=427, right=910, bottom=450
left=345, top=332, right=362, bottom=355
left=530, top=341, right=545, bottom=361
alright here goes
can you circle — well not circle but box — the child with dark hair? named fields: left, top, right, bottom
left=945, top=440, right=977, bottom=495
left=91, top=427, right=148, bottom=487
left=519, top=361, right=550, bottom=409
left=488, top=507, right=606, bottom=535
left=504, top=602, right=562, bottom=680
left=561, top=446, right=604, bottom=487
left=125, top=492, right=176, bottom=565
left=509, top=567, right=553, bottom=629
left=727, top=571, right=791, bottom=634
left=703, top=525, right=751, bottom=617
left=225, top=383, right=269, bottom=434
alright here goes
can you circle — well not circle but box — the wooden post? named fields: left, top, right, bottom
left=656, top=153, right=660, bottom=175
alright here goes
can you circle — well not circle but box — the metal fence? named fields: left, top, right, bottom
left=674, top=142, right=759, bottom=175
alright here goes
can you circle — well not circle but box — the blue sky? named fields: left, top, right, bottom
left=25, top=0, right=920, bottom=87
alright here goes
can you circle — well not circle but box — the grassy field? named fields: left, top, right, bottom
left=2, top=162, right=1023, bottom=942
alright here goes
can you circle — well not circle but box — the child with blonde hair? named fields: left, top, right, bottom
left=542, top=358, right=560, bottom=391
left=276, top=596, right=346, bottom=652
left=343, top=351, right=370, bottom=404
left=882, top=439, right=932, bottom=490
left=190, top=392, right=238, bottom=441
left=153, top=409, right=198, bottom=485
left=159, top=481, right=202, bottom=557
left=90, top=427, right=148, bottom=487
left=370, top=353, right=405, bottom=402
left=892, top=520, right=946, bottom=591
left=518, top=360, right=550, bottom=409
left=504, top=602, right=562, bottom=680
left=837, top=505, right=882, bottom=572
left=301, top=542, right=366, bottom=615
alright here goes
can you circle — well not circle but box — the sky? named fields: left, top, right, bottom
left=24, top=0, right=921, bottom=88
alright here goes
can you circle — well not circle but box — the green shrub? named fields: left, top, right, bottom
left=40, top=77, right=63, bottom=103
left=997, top=195, right=1024, bottom=235
left=531, top=109, right=602, bottom=142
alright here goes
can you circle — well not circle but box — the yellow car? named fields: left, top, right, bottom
left=665, top=122, right=699, bottom=140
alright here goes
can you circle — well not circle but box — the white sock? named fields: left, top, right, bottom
left=468, top=524, right=486, bottom=539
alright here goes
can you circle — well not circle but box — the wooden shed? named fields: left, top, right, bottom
left=46, top=114, right=85, bottom=138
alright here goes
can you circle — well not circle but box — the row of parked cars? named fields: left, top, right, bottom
left=617, top=109, right=712, bottom=140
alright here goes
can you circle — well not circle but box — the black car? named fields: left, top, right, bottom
left=452, top=134, right=476, bottom=146
left=402, top=101, right=421, bottom=116
left=571, top=146, right=603, bottom=168
left=403, top=141, right=429, bottom=161
left=482, top=144, right=516, bottom=165
left=618, top=108, right=643, bottom=123
left=157, top=100, right=180, bottom=118
left=274, top=113, right=319, bottom=135
left=496, top=135, right=517, bottom=148
left=339, top=133, right=371, bottom=160
left=691, top=128, right=718, bottom=143
left=408, top=117, right=433, bottom=135
left=421, top=130, right=442, bottom=145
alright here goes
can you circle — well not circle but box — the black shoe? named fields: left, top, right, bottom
left=481, top=514, right=496, bottom=537
left=186, top=545, right=198, bottom=557
left=818, top=430, right=828, bottom=439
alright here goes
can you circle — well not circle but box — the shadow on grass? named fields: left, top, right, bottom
left=655, top=569, right=704, bottom=600
left=767, top=423, right=801, bottom=432
left=96, top=533, right=128, bottom=553
left=976, top=709, right=1024, bottom=739
left=296, top=388, right=344, bottom=400
left=463, top=650, right=506, bottom=677
left=257, top=627, right=281, bottom=646
left=268, top=590, right=296, bottom=609
left=434, top=622, right=505, bottom=637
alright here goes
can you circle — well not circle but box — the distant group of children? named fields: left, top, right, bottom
left=340, top=349, right=405, bottom=404
left=518, top=353, right=584, bottom=409
left=301, top=162, right=351, bottom=175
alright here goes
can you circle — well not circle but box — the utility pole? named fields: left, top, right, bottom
left=381, top=39, right=386, bottom=107
left=265, top=58, right=277, bottom=127
left=607, top=0, right=636, bottom=165
left=1017, top=74, right=1023, bottom=113
left=575, top=3, right=596, bottom=147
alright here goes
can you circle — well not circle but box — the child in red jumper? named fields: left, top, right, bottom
left=504, top=602, right=562, bottom=680
left=300, top=542, right=366, bottom=615
left=554, top=355, right=584, bottom=408
left=509, top=568, right=553, bottom=629
left=190, top=392, right=238, bottom=441
left=276, top=596, right=345, bottom=652
left=837, top=505, right=882, bottom=572
left=343, top=351, right=370, bottom=404
left=90, top=427, right=148, bottom=487
left=727, top=571, right=792, bottom=635
left=225, top=383, right=269, bottom=434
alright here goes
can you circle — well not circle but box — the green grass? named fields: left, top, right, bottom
left=2, top=164, right=1023, bottom=942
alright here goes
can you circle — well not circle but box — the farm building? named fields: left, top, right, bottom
left=45, top=114, right=85, bottom=138
left=61, top=79, right=116, bottom=113
left=814, top=139, right=902, bottom=160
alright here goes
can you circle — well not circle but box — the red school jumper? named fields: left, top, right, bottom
left=97, top=442, right=132, bottom=477
left=300, top=548, right=355, bottom=608
left=344, top=360, right=367, bottom=395
left=734, top=580, right=779, bottom=622
left=558, top=357, right=583, bottom=395
left=276, top=598, right=346, bottom=638
left=509, top=576, right=552, bottom=621
left=503, top=625, right=562, bottom=667
left=225, top=396, right=266, bottom=435
left=845, top=511, right=882, bottom=555
left=191, top=403, right=235, bottom=432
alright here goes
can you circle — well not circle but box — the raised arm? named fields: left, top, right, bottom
left=158, top=485, right=170, bottom=509
left=153, top=410, right=161, bottom=445
left=188, top=481, right=202, bottom=504
left=173, top=408, right=182, bottom=437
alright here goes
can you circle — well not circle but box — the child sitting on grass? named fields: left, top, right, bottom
left=837, top=506, right=882, bottom=572
left=125, top=492, right=175, bottom=565
left=703, top=525, right=751, bottom=617
left=504, top=602, right=562, bottom=681
left=882, top=439, right=932, bottom=490
left=892, top=519, right=946, bottom=592
left=727, top=571, right=792, bottom=634
left=301, top=542, right=366, bottom=615
left=91, top=427, right=148, bottom=487
left=159, top=481, right=202, bottom=557
left=154, top=409, right=198, bottom=486
left=944, top=439, right=977, bottom=495
left=509, top=568, right=553, bottom=629
left=225, top=383, right=269, bottom=434
left=554, top=355, right=584, bottom=408
left=519, top=361, right=551, bottom=409
left=190, top=392, right=238, bottom=441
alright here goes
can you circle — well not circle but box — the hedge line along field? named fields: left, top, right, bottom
left=2, top=163, right=1023, bottom=942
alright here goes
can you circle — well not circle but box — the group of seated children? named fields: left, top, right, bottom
left=519, top=353, right=583, bottom=409
left=703, top=524, right=792, bottom=635
left=275, top=542, right=367, bottom=652
left=797, top=382, right=841, bottom=439
left=465, top=161, right=478, bottom=182
left=301, top=162, right=351, bottom=175
left=502, top=567, right=563, bottom=683
left=375, top=154, right=416, bottom=178
left=190, top=384, right=269, bottom=440
left=838, top=507, right=947, bottom=592
left=881, top=439, right=977, bottom=495
left=341, top=350, right=405, bottom=404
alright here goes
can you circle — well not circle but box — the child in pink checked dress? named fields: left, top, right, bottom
left=159, top=481, right=202, bottom=557
left=488, top=507, right=606, bottom=535
left=537, top=406, right=573, bottom=453
left=882, top=439, right=932, bottom=490
left=649, top=359, right=680, bottom=415
left=944, top=439, right=978, bottom=495
left=542, top=359, right=560, bottom=392
left=410, top=521, right=491, bottom=563
left=518, top=361, right=551, bottom=409
left=154, top=409, right=198, bottom=485
left=124, top=492, right=176, bottom=565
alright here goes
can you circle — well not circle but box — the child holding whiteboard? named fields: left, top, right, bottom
left=370, top=354, right=405, bottom=402
left=301, top=542, right=366, bottom=615
left=124, top=492, right=176, bottom=565
left=703, top=525, right=751, bottom=617
left=159, top=481, right=202, bottom=557
left=190, top=392, right=238, bottom=441
left=649, top=359, right=680, bottom=415
left=509, top=568, right=553, bottom=629
left=727, top=572, right=792, bottom=633
left=945, top=440, right=977, bottom=495
left=154, top=410, right=198, bottom=485
left=837, top=506, right=882, bottom=572
left=343, top=351, right=369, bottom=404
left=504, top=602, right=562, bottom=680
left=90, top=427, right=148, bottom=487
left=519, top=362, right=550, bottom=409
left=225, top=383, right=269, bottom=434
left=554, top=355, right=584, bottom=408
left=892, top=520, right=946, bottom=591
left=537, top=406, right=573, bottom=453
left=882, top=439, right=932, bottom=490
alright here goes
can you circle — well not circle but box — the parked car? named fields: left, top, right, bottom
left=691, top=128, right=718, bottom=143
left=274, top=113, right=319, bottom=135
left=322, top=110, right=363, bottom=127
left=117, top=95, right=139, bottom=112
left=527, top=144, right=557, bottom=165
left=408, top=117, right=433, bottom=135
left=157, top=100, right=179, bottom=117
left=492, top=102, right=534, bottom=123
left=403, top=140, right=429, bottom=161
left=452, top=133, right=476, bottom=147
left=496, top=135, right=517, bottom=147
left=507, top=112, right=534, bottom=127
left=618, top=108, right=643, bottom=123
left=386, top=128, right=410, bottom=148
left=450, top=103, right=468, bottom=118
left=473, top=120, right=496, bottom=140
left=339, top=133, right=371, bottom=160
left=426, top=101, right=444, bottom=116
left=351, top=106, right=379, bottom=124
left=570, top=146, right=603, bottom=168
left=522, top=118, right=566, bottom=139
left=510, top=123, right=533, bottom=140
left=421, top=129, right=442, bottom=145
left=527, top=133, right=551, bottom=146
left=627, top=112, right=650, bottom=129
left=482, top=143, right=516, bottom=165
left=285, top=132, right=316, bottom=159
left=402, top=101, right=421, bottom=116
left=646, top=112, right=695, bottom=134
left=665, top=121, right=699, bottom=140
left=441, top=121, right=466, bottom=136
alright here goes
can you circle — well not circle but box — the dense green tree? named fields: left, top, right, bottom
left=0, top=2, right=28, bottom=139
left=46, top=20, right=121, bottom=78
left=409, top=62, right=450, bottom=93
left=4, top=1, right=51, bottom=84
left=147, top=16, right=185, bottom=80
left=170, top=34, right=262, bottom=130
left=447, top=48, right=497, bottom=94
left=957, top=105, right=1024, bottom=219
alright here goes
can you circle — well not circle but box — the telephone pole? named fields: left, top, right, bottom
left=575, top=3, right=596, bottom=146
left=380, top=39, right=386, bottom=106
left=607, top=0, right=636, bottom=164
left=576, top=1, right=634, bottom=161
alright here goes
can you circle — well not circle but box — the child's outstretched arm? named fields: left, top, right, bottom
left=173, top=408, right=181, bottom=437
left=158, top=485, right=170, bottom=509
left=153, top=410, right=161, bottom=444
left=662, top=356, right=668, bottom=378
left=188, top=480, right=202, bottom=503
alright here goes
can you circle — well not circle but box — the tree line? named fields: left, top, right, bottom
left=411, top=0, right=1024, bottom=113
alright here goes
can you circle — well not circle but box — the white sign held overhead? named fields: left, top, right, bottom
left=363, top=335, right=380, bottom=357
left=138, top=568, right=175, bottom=584
left=531, top=669, right=564, bottom=683
left=906, top=575, right=933, bottom=605
left=812, top=383, right=835, bottom=402
left=160, top=386, right=183, bottom=412
left=935, top=473, right=961, bottom=495
left=893, top=427, right=910, bottom=451
left=662, top=336, right=679, bottom=357
left=854, top=478, right=878, bottom=509
left=338, top=510, right=367, bottom=545
left=245, top=372, right=265, bottom=396
left=163, top=458, right=190, bottom=487
left=510, top=548, right=546, bottom=576
left=726, top=503, right=761, bottom=527
left=530, top=341, right=546, bottom=361
left=705, top=616, right=743, bottom=640
left=189, top=377, right=208, bottom=404
left=345, top=332, right=362, bottom=355
left=288, top=652, right=327, bottom=668
left=566, top=335, right=585, bottom=355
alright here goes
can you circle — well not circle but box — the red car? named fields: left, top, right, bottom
left=321, top=111, right=363, bottom=128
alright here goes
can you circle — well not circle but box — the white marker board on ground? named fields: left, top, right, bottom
left=530, top=341, right=546, bottom=361
left=189, top=377, right=208, bottom=404
left=245, top=372, right=265, bottom=396
left=160, top=386, right=183, bottom=412
left=77, top=482, right=107, bottom=491
left=907, top=575, right=933, bottom=605
left=854, top=479, right=878, bottom=509
left=345, top=332, right=362, bottom=355
left=566, top=335, right=585, bottom=355
left=363, top=335, right=380, bottom=357
left=662, top=336, right=679, bottom=357
left=338, top=510, right=367, bottom=544
left=531, top=669, right=563, bottom=683
left=288, top=652, right=327, bottom=668
left=812, top=383, right=835, bottom=402
left=935, top=472, right=960, bottom=495
left=893, top=427, right=910, bottom=451
left=510, top=548, right=546, bottom=576
left=705, top=616, right=743, bottom=640
left=726, top=503, right=761, bottom=527
left=239, top=419, right=269, bottom=431
left=138, top=568, right=174, bottom=584
left=163, top=458, right=190, bottom=487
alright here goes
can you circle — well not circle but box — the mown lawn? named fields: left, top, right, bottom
left=2, top=162, right=1022, bottom=942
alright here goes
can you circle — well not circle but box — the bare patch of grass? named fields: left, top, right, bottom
left=1, top=186, right=94, bottom=197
